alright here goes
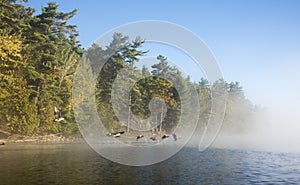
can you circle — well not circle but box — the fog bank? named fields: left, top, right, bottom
left=213, top=100, right=300, bottom=153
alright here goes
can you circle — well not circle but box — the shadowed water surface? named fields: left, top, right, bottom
left=0, top=143, right=300, bottom=184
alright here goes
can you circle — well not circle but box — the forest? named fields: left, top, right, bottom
left=0, top=0, right=257, bottom=136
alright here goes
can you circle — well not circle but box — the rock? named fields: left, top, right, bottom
left=0, top=129, right=11, bottom=139
left=0, top=142, right=5, bottom=145
left=24, top=139, right=38, bottom=143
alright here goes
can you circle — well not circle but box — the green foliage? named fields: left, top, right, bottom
left=0, top=0, right=81, bottom=135
left=87, top=32, right=257, bottom=135
left=0, top=0, right=257, bottom=136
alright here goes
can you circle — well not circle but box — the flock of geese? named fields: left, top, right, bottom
left=106, top=131, right=177, bottom=141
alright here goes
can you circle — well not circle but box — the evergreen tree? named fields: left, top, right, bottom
left=0, top=1, right=81, bottom=134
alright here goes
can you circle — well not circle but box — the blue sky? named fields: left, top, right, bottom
left=27, top=0, right=300, bottom=107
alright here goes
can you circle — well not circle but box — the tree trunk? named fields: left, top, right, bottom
left=159, top=101, right=164, bottom=133
left=127, top=95, right=131, bottom=132
left=155, top=113, right=158, bottom=133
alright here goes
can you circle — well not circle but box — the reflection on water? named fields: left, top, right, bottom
left=0, top=143, right=300, bottom=184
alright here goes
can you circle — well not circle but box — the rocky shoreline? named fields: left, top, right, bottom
left=0, top=131, right=173, bottom=145
left=0, top=134, right=85, bottom=145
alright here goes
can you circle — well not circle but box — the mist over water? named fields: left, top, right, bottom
left=213, top=59, right=300, bottom=154
left=209, top=99, right=300, bottom=153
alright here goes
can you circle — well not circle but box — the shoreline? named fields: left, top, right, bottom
left=0, top=134, right=85, bottom=145
left=0, top=132, right=173, bottom=145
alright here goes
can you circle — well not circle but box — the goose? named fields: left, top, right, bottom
left=162, top=134, right=169, bottom=140
left=150, top=136, right=157, bottom=141
left=107, top=131, right=125, bottom=137
left=113, top=133, right=121, bottom=137
left=172, top=133, right=177, bottom=141
left=54, top=107, right=64, bottom=122
left=136, top=135, right=144, bottom=141
left=54, top=117, right=65, bottom=122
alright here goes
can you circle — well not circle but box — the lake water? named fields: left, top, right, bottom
left=1, top=143, right=300, bottom=185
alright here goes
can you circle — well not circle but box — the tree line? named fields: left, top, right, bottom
left=0, top=0, right=81, bottom=134
left=0, top=0, right=257, bottom=136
